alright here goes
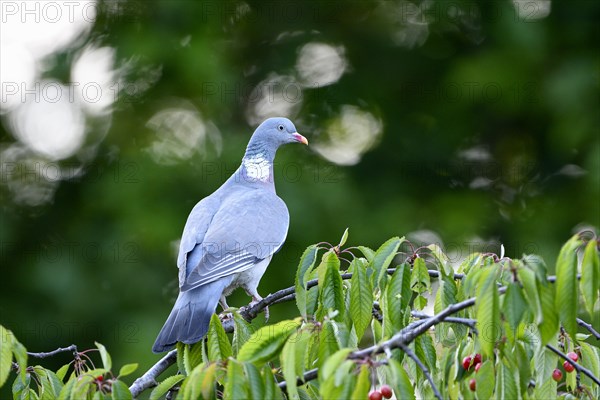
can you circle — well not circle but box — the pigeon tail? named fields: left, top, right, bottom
left=152, top=276, right=234, bottom=353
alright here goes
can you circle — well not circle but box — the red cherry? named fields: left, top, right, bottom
left=552, top=368, right=563, bottom=382
left=96, top=376, right=103, bottom=381
left=473, top=353, right=482, bottom=364
left=369, top=391, right=383, bottom=400
left=380, top=385, right=393, bottom=399
left=469, top=379, right=476, bottom=391
left=563, top=360, right=575, bottom=373
left=567, top=352, right=579, bottom=362
left=474, top=363, right=481, bottom=373
left=462, top=356, right=472, bottom=370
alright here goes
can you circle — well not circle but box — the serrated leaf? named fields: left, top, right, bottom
left=0, top=325, right=13, bottom=388
left=223, top=359, right=247, bottom=399
left=111, top=380, right=131, bottom=400
left=232, top=312, right=253, bottom=356
left=12, top=372, right=30, bottom=399
left=350, top=364, right=370, bottom=399
left=495, top=362, right=518, bottom=400
left=416, top=334, right=437, bottom=373
left=12, top=339, right=28, bottom=382
left=503, top=282, right=528, bottom=331
left=149, top=375, right=185, bottom=400
left=94, top=342, right=111, bottom=371
left=357, top=246, right=375, bottom=262
left=476, top=268, right=500, bottom=358
left=176, top=342, right=186, bottom=376
left=434, top=270, right=457, bottom=346
left=383, top=263, right=411, bottom=338
left=517, top=267, right=542, bottom=323
left=579, top=342, right=600, bottom=389
left=371, top=237, right=403, bottom=289
left=537, top=281, right=558, bottom=345
left=319, top=251, right=344, bottom=321
left=387, top=359, right=415, bottom=400
left=237, top=319, right=301, bottom=364
left=349, top=258, right=372, bottom=339
left=339, top=228, right=349, bottom=247
left=317, top=320, right=340, bottom=369
left=410, top=257, right=430, bottom=294
left=55, top=365, right=69, bottom=382
left=118, top=363, right=138, bottom=378
left=295, top=245, right=319, bottom=318
left=45, top=370, right=63, bottom=398
left=555, top=235, right=582, bottom=338
left=243, top=362, right=264, bottom=400
left=281, top=329, right=311, bottom=400
left=581, top=240, right=599, bottom=317
left=427, top=243, right=451, bottom=275
left=319, top=348, right=352, bottom=384
left=207, top=313, right=232, bottom=361
left=262, top=365, right=284, bottom=400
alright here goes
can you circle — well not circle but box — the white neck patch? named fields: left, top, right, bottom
left=242, top=154, right=272, bottom=182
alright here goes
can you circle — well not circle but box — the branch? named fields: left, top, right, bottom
left=399, top=343, right=442, bottom=400
left=546, top=344, right=600, bottom=386
left=278, top=368, right=319, bottom=390
left=577, top=318, right=600, bottom=340
left=27, top=345, right=78, bottom=358
left=129, top=350, right=177, bottom=398
left=411, top=311, right=478, bottom=333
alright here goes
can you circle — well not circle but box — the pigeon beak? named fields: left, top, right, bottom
left=292, top=132, right=308, bottom=145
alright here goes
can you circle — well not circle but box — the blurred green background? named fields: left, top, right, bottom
left=1, top=0, right=598, bottom=393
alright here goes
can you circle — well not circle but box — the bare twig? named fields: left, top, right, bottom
left=129, top=350, right=177, bottom=398
left=411, top=311, right=478, bottom=332
left=278, top=368, right=319, bottom=390
left=577, top=318, right=600, bottom=340
left=546, top=344, right=600, bottom=386
left=27, top=345, right=78, bottom=358
left=399, top=343, right=442, bottom=400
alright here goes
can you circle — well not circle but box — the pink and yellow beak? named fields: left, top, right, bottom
left=292, top=132, right=309, bottom=145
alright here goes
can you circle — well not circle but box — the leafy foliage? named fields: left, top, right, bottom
left=2, top=232, right=599, bottom=399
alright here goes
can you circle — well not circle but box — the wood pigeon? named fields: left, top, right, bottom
left=152, top=117, right=308, bottom=353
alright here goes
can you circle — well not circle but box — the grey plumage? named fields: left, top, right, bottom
left=153, top=117, right=307, bottom=353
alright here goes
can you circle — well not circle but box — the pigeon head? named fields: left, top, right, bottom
left=244, top=117, right=308, bottom=160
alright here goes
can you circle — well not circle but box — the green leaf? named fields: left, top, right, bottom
left=517, top=267, right=542, bottom=323
left=349, top=258, right=372, bottom=339
left=410, top=257, right=431, bottom=294
left=581, top=239, right=599, bottom=317
left=280, top=329, right=311, bottom=400
left=224, top=359, right=248, bottom=399
left=579, top=342, right=600, bottom=389
left=237, top=319, right=301, bottom=364
left=476, top=267, right=500, bottom=358
left=495, top=362, right=518, bottom=400
left=295, top=245, right=319, bottom=318
left=232, top=312, right=253, bottom=356
left=537, top=281, right=558, bottom=345
left=185, top=341, right=204, bottom=373
left=94, top=342, right=112, bottom=371
left=371, top=237, right=403, bottom=289
left=12, top=372, right=30, bottom=399
left=149, top=375, right=185, bottom=400
left=319, top=251, right=344, bottom=321
left=357, top=246, right=375, bottom=262
left=44, top=370, right=64, bottom=398
left=503, top=282, right=528, bottom=331
left=243, top=362, right=264, bottom=400
left=55, top=365, right=69, bottom=381
left=426, top=243, right=451, bottom=275
left=387, top=359, right=415, bottom=400
left=111, top=380, right=132, bottom=400
left=12, top=340, right=28, bottom=383
left=555, top=234, right=583, bottom=338
left=118, top=363, right=138, bottom=378
left=434, top=269, right=457, bottom=346
left=383, top=263, right=411, bottom=338
left=207, top=313, right=232, bottom=361
left=339, top=228, right=349, bottom=247
left=262, top=365, right=284, bottom=400
left=317, top=320, right=340, bottom=369
left=176, top=342, right=186, bottom=375
left=416, top=334, right=437, bottom=373
left=350, top=364, right=370, bottom=400
left=0, top=325, right=13, bottom=388
left=319, top=348, right=352, bottom=384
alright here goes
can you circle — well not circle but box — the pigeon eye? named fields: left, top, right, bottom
left=277, top=124, right=285, bottom=131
